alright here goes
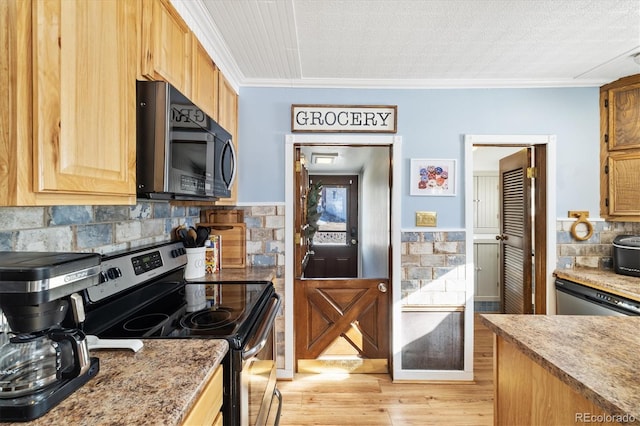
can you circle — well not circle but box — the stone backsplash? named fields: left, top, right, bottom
left=556, top=219, right=640, bottom=270
left=0, top=202, right=200, bottom=254
left=240, top=205, right=285, bottom=267
left=0, top=203, right=286, bottom=269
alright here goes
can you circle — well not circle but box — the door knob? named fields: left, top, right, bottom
left=378, top=283, right=387, bottom=293
left=351, top=238, right=358, bottom=245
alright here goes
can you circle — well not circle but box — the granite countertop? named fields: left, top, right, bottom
left=554, top=268, right=640, bottom=302
left=481, top=314, right=640, bottom=424
left=191, top=266, right=278, bottom=282
left=8, top=339, right=229, bottom=426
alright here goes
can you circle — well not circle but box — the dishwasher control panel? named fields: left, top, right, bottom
left=556, top=278, right=640, bottom=316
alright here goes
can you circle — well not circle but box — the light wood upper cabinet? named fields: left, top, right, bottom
left=215, top=71, right=239, bottom=205
left=140, top=0, right=191, bottom=96
left=600, top=74, right=640, bottom=219
left=191, top=36, right=219, bottom=121
left=607, top=81, right=640, bottom=151
left=1, top=0, right=136, bottom=206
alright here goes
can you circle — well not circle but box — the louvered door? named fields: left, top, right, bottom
left=498, top=149, right=533, bottom=314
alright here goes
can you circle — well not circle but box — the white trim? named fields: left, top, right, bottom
left=402, top=227, right=466, bottom=232
left=464, top=134, right=558, bottom=316
left=240, top=77, right=607, bottom=90
left=394, top=370, right=474, bottom=382
left=282, top=134, right=401, bottom=380
left=279, top=134, right=295, bottom=379
left=234, top=201, right=286, bottom=207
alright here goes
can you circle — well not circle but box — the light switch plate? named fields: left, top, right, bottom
left=416, top=211, right=437, bottom=227
left=568, top=210, right=589, bottom=218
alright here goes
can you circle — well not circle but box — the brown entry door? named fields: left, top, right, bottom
left=295, top=278, right=389, bottom=363
left=304, top=175, right=358, bottom=278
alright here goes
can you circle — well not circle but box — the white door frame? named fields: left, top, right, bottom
left=282, top=134, right=401, bottom=379
left=464, top=134, right=557, bottom=316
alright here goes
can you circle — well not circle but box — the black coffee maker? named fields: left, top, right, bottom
left=0, top=252, right=101, bottom=422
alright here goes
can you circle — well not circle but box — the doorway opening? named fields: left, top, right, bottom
left=304, top=174, right=359, bottom=278
left=465, top=135, right=557, bottom=316
left=293, top=143, right=392, bottom=374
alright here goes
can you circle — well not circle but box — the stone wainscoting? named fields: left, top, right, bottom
left=401, top=231, right=467, bottom=306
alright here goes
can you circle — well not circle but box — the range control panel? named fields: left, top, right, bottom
left=86, top=242, right=187, bottom=303
left=132, top=251, right=164, bottom=275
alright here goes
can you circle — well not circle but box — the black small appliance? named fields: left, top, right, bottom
left=0, top=252, right=101, bottom=422
left=613, top=235, right=640, bottom=277
left=136, top=80, right=237, bottom=201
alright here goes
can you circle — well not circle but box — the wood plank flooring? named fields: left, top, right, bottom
left=277, top=316, right=494, bottom=425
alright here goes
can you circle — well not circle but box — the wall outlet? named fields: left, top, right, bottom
left=416, top=211, right=437, bottom=227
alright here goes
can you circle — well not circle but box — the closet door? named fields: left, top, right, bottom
left=498, top=149, right=533, bottom=314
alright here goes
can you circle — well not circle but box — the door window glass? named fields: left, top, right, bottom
left=313, top=185, right=347, bottom=245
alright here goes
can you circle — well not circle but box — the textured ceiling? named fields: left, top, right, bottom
left=177, top=0, right=640, bottom=88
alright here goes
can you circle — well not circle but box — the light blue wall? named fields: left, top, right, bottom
left=237, top=87, right=600, bottom=228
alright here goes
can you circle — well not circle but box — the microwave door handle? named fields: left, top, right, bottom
left=170, top=130, right=214, bottom=142
left=222, top=139, right=237, bottom=189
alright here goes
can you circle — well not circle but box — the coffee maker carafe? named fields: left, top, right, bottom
left=0, top=252, right=101, bottom=422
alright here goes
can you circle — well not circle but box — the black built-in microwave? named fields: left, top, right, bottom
left=136, top=81, right=236, bottom=200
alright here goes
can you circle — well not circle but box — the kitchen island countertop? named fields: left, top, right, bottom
left=481, top=314, right=640, bottom=424
left=554, top=267, right=640, bottom=302
left=6, top=339, right=228, bottom=426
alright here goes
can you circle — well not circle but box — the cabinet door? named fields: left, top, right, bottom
left=33, top=0, right=136, bottom=197
left=607, top=83, right=640, bottom=151
left=215, top=71, right=238, bottom=204
left=140, top=0, right=191, bottom=96
left=606, top=150, right=640, bottom=216
left=473, top=174, right=499, bottom=232
left=182, top=365, right=223, bottom=426
left=192, top=36, right=218, bottom=120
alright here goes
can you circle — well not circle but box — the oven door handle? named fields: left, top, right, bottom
left=243, top=293, right=281, bottom=360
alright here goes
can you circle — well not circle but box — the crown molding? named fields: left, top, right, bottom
left=239, top=77, right=608, bottom=90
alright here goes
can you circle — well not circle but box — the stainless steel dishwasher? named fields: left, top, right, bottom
left=555, top=278, right=640, bottom=316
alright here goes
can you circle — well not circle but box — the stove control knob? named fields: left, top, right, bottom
left=106, top=267, right=122, bottom=280
left=99, top=271, right=109, bottom=283
left=171, top=248, right=186, bottom=258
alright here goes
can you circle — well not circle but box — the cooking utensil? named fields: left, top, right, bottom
left=86, top=335, right=143, bottom=352
left=195, top=226, right=210, bottom=247
left=176, top=226, right=196, bottom=248
left=187, top=227, right=198, bottom=244
left=174, top=225, right=187, bottom=241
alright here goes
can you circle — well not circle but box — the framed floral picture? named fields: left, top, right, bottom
left=410, top=158, right=456, bottom=196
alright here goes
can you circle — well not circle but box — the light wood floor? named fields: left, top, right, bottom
left=277, top=316, right=494, bottom=426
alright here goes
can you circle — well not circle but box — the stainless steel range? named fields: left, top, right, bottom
left=80, top=241, right=282, bottom=426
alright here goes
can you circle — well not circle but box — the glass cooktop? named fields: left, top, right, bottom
left=83, top=278, right=273, bottom=341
